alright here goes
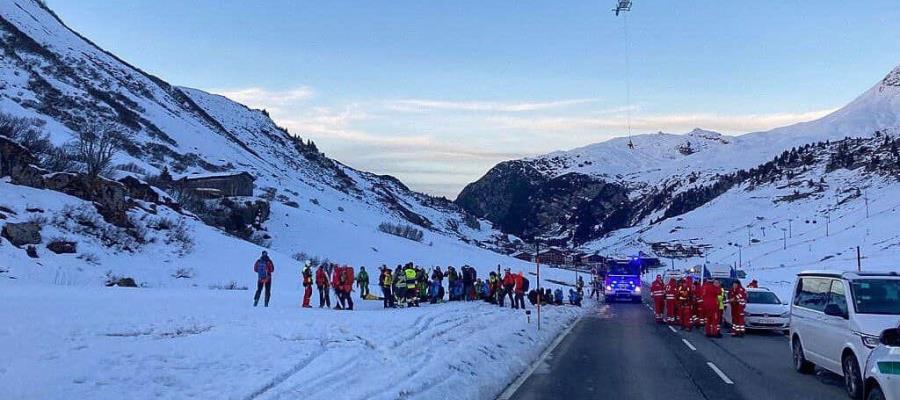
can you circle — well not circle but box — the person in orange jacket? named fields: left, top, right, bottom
left=501, top=268, right=516, bottom=307
left=678, top=277, right=694, bottom=331
left=664, top=278, right=678, bottom=324
left=513, top=272, right=528, bottom=310
left=747, top=279, right=759, bottom=288
left=693, top=280, right=705, bottom=328
left=253, top=251, right=274, bottom=307
left=650, top=275, right=666, bottom=323
left=331, top=264, right=344, bottom=310
left=702, top=279, right=722, bottom=337
left=301, top=261, right=313, bottom=308
left=728, top=281, right=747, bottom=337
left=340, top=265, right=354, bottom=311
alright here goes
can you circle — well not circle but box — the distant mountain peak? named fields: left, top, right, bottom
left=880, top=65, right=900, bottom=89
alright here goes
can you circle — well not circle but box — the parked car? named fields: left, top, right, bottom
left=724, top=287, right=789, bottom=333
left=789, top=270, right=900, bottom=399
left=863, top=327, right=900, bottom=400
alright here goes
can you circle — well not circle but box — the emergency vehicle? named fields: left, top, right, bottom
left=604, top=258, right=643, bottom=303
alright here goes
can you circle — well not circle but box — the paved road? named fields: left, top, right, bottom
left=506, top=301, right=847, bottom=400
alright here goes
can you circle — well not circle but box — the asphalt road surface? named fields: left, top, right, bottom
left=505, top=300, right=848, bottom=400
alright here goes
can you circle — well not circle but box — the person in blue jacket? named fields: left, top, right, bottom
left=568, top=289, right=582, bottom=307
left=553, top=288, right=564, bottom=305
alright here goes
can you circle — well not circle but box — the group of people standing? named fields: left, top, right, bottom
left=252, top=251, right=589, bottom=312
left=649, top=275, right=748, bottom=337
left=377, top=264, right=533, bottom=309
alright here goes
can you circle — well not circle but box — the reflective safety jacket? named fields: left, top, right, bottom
left=404, top=267, right=417, bottom=289
left=650, top=279, right=666, bottom=298
left=664, top=279, right=678, bottom=300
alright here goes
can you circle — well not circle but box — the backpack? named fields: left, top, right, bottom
left=522, top=277, right=530, bottom=292
left=255, top=259, right=268, bottom=279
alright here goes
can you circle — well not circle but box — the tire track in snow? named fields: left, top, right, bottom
left=241, top=346, right=327, bottom=400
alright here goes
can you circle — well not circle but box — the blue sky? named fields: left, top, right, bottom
left=48, top=0, right=900, bottom=197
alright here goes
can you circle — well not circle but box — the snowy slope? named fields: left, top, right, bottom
left=584, top=134, right=900, bottom=301
left=0, top=0, right=516, bottom=264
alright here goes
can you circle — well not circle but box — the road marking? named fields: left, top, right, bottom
left=668, top=326, right=677, bottom=333
left=682, top=338, right=697, bottom=351
left=497, top=316, right=581, bottom=400
left=707, top=362, right=734, bottom=385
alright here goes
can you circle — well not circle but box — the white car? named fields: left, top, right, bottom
left=789, top=271, right=900, bottom=399
left=724, top=287, right=789, bottom=332
left=863, top=327, right=900, bottom=400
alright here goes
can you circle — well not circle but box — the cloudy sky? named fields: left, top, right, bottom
left=50, top=0, right=900, bottom=198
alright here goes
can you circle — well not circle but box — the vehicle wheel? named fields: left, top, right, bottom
left=792, top=338, right=815, bottom=374
left=843, top=353, right=864, bottom=399
left=867, top=384, right=885, bottom=400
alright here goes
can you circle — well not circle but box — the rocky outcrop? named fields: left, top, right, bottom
left=47, top=240, right=77, bottom=254
left=44, top=173, right=132, bottom=227
left=456, top=160, right=636, bottom=244
left=118, top=176, right=180, bottom=212
left=197, top=197, right=270, bottom=238
left=0, top=135, right=46, bottom=187
left=2, top=222, right=42, bottom=246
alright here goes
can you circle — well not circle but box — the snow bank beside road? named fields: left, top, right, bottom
left=0, top=284, right=582, bottom=400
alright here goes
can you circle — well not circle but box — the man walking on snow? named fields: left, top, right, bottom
left=301, top=261, right=313, bottom=308
left=501, top=268, right=515, bottom=307
left=253, top=251, right=274, bottom=307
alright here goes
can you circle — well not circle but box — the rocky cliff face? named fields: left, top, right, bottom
left=456, top=160, right=636, bottom=244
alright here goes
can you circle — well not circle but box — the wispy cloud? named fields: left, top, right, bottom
left=385, top=98, right=599, bottom=113
left=216, top=87, right=315, bottom=114
left=486, top=108, right=837, bottom=134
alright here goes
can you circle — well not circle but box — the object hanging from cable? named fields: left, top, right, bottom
left=613, top=0, right=634, bottom=149
left=612, top=0, right=632, bottom=16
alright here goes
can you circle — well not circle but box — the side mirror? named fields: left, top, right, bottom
left=881, top=328, right=900, bottom=346
left=824, top=304, right=848, bottom=319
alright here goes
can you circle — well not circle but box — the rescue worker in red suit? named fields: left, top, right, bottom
left=331, top=265, right=344, bottom=310
left=664, top=278, right=678, bottom=324
left=693, top=280, right=705, bottom=328
left=702, top=279, right=722, bottom=337
left=650, top=275, right=666, bottom=323
left=301, top=261, right=313, bottom=308
left=747, top=279, right=759, bottom=288
left=678, top=277, right=694, bottom=331
left=728, top=281, right=747, bottom=336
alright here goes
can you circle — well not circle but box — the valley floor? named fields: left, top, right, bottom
left=0, top=282, right=581, bottom=400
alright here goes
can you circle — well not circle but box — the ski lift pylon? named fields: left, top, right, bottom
left=613, top=0, right=632, bottom=16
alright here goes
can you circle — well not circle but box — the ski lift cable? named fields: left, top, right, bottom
left=613, top=0, right=635, bottom=149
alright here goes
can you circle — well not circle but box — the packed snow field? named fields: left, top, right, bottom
left=0, top=283, right=582, bottom=400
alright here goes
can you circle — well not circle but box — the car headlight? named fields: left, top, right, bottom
left=605, top=285, right=612, bottom=291
left=779, top=312, right=790, bottom=318
left=634, top=286, right=641, bottom=293
left=859, top=333, right=880, bottom=349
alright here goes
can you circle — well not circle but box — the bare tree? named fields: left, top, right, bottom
left=73, top=122, right=130, bottom=180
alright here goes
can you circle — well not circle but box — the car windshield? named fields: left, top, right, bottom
left=851, top=279, right=900, bottom=315
left=748, top=291, right=781, bottom=305
left=608, top=264, right=638, bottom=276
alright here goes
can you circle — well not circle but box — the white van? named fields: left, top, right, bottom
left=789, top=271, right=900, bottom=399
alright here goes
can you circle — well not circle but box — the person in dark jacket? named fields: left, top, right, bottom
left=253, top=251, right=274, bottom=307
left=379, top=266, right=395, bottom=308
left=315, top=263, right=330, bottom=308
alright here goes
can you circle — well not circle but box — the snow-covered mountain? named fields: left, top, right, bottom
left=458, top=64, right=900, bottom=247
left=0, top=0, right=521, bottom=286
